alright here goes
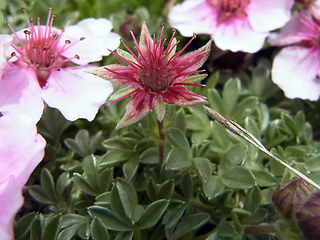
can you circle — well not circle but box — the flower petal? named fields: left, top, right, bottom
left=168, top=0, right=216, bottom=36
left=0, top=113, right=46, bottom=187
left=268, top=11, right=315, bottom=46
left=41, top=66, right=113, bottom=121
left=271, top=46, right=320, bottom=100
left=0, top=176, right=23, bottom=240
left=176, top=40, right=211, bottom=76
left=0, top=64, right=44, bottom=123
left=311, top=0, right=320, bottom=19
left=213, top=18, right=268, bottom=53
left=160, top=86, right=207, bottom=106
left=90, top=64, right=141, bottom=87
left=116, top=89, right=154, bottom=129
left=139, top=22, right=154, bottom=54
left=248, top=0, right=293, bottom=32
left=61, top=18, right=120, bottom=64
left=0, top=34, right=12, bottom=76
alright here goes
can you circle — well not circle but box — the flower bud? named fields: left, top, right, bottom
left=272, top=178, right=312, bottom=219
left=119, top=15, right=141, bottom=40
left=296, top=191, right=320, bottom=240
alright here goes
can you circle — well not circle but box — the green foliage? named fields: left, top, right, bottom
left=16, top=64, right=320, bottom=239
left=8, top=2, right=320, bottom=240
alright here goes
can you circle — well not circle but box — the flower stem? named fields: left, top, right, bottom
left=244, top=224, right=277, bottom=235
left=158, top=120, right=165, bottom=167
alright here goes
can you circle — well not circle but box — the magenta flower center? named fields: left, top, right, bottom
left=207, top=0, right=251, bottom=23
left=138, top=53, right=173, bottom=92
left=7, top=9, right=82, bottom=88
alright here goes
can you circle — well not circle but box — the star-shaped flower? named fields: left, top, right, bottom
left=91, top=23, right=211, bottom=129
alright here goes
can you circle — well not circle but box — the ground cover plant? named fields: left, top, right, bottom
left=1, top=0, right=320, bottom=239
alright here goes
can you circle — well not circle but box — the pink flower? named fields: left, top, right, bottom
left=0, top=113, right=46, bottom=239
left=0, top=34, right=12, bottom=77
left=268, top=11, right=320, bottom=100
left=0, top=9, right=120, bottom=123
left=168, top=0, right=293, bottom=53
left=90, top=23, right=211, bottom=129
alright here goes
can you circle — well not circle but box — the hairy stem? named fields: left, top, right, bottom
left=158, top=120, right=165, bottom=167
left=244, top=224, right=277, bottom=235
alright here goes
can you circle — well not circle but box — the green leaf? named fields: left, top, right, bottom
left=114, top=231, right=133, bottom=240
left=58, top=215, right=88, bottom=240
left=193, top=158, right=212, bottom=181
left=110, top=185, right=132, bottom=225
left=88, top=206, right=133, bottom=231
left=220, top=144, right=247, bottom=170
left=167, top=128, right=190, bottom=151
left=98, top=168, right=113, bottom=192
left=163, top=205, right=187, bottom=229
left=29, top=185, right=54, bottom=204
left=73, top=173, right=97, bottom=196
left=101, top=150, right=130, bottom=166
left=165, top=148, right=191, bottom=170
left=116, top=178, right=138, bottom=219
left=102, top=138, right=133, bottom=151
left=170, top=213, right=210, bottom=240
left=209, top=121, right=231, bottom=151
left=146, top=179, right=157, bottom=201
left=203, top=175, right=225, bottom=199
left=221, top=166, right=255, bottom=189
left=90, top=218, right=110, bottom=240
left=30, top=215, right=42, bottom=240
left=96, top=192, right=111, bottom=204
left=187, top=106, right=210, bottom=131
left=41, top=168, right=58, bottom=202
left=42, top=214, right=61, bottom=240
left=123, top=160, right=139, bottom=180
left=222, top=78, right=240, bottom=116
left=208, top=88, right=223, bottom=114
left=244, top=187, right=261, bottom=213
left=251, top=170, right=276, bottom=187
left=56, top=172, right=70, bottom=198
left=60, top=214, right=87, bottom=228
left=233, top=96, right=258, bottom=121
left=14, top=212, right=38, bottom=239
left=158, top=180, right=175, bottom=200
left=84, top=155, right=99, bottom=190
left=136, top=200, right=169, bottom=229
left=218, top=219, right=242, bottom=238
left=37, top=106, right=71, bottom=141
left=139, top=147, right=158, bottom=164
left=180, top=172, right=193, bottom=199
left=64, top=130, right=90, bottom=157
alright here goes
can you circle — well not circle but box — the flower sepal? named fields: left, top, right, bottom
left=108, top=87, right=136, bottom=104
left=155, top=100, right=166, bottom=122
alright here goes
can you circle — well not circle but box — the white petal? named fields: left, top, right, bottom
left=0, top=113, right=46, bottom=187
left=42, top=66, right=113, bottom=121
left=271, top=46, right=320, bottom=100
left=61, top=18, right=120, bottom=64
left=0, top=34, right=12, bottom=77
left=168, top=0, right=216, bottom=36
left=311, top=0, right=320, bottom=19
left=214, top=18, right=268, bottom=53
left=0, top=176, right=23, bottom=240
left=268, top=11, right=315, bottom=46
left=248, top=0, right=293, bottom=32
left=0, top=64, right=44, bottom=123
